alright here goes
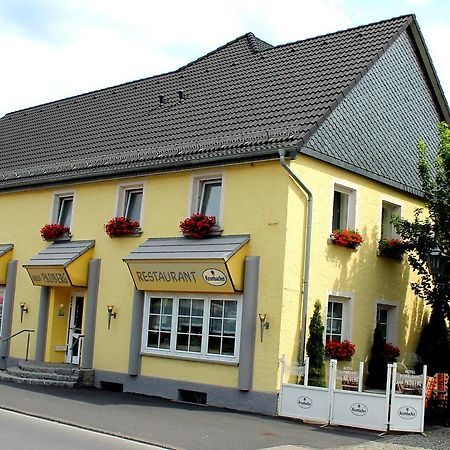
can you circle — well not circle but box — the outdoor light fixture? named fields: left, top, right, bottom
left=258, top=313, right=270, bottom=342
left=426, top=245, right=449, bottom=281
left=20, top=302, right=28, bottom=323
left=107, top=305, right=117, bottom=329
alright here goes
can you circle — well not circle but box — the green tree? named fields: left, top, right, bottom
left=306, top=300, right=325, bottom=387
left=366, top=324, right=388, bottom=389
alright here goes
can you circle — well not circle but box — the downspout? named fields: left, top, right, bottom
left=279, top=149, right=313, bottom=363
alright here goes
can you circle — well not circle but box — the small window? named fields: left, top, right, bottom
left=376, top=303, right=397, bottom=344
left=376, top=307, right=388, bottom=342
left=332, top=185, right=355, bottom=231
left=381, top=201, right=401, bottom=239
left=326, top=301, right=343, bottom=342
left=198, top=179, right=221, bottom=219
left=124, top=188, right=143, bottom=222
left=55, top=195, right=73, bottom=227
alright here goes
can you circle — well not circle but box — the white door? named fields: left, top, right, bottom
left=66, top=296, right=84, bottom=364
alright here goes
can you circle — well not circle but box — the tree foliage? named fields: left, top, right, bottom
left=366, top=325, right=388, bottom=389
left=306, top=300, right=325, bottom=387
left=392, top=122, right=450, bottom=320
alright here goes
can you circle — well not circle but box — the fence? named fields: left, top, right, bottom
left=277, top=355, right=427, bottom=433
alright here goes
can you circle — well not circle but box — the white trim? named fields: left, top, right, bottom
left=50, top=191, right=75, bottom=228
left=115, top=182, right=145, bottom=226
left=374, top=300, right=399, bottom=345
left=325, top=291, right=354, bottom=342
left=330, top=179, right=358, bottom=231
left=189, top=172, right=224, bottom=224
left=141, top=291, right=242, bottom=363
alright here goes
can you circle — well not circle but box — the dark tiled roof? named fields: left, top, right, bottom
left=0, top=15, right=441, bottom=191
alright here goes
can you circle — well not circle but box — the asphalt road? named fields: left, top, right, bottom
left=0, top=408, right=162, bottom=450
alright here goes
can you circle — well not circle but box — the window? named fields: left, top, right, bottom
left=326, top=295, right=352, bottom=342
left=124, top=188, right=143, bottom=222
left=191, top=176, right=222, bottom=222
left=332, top=184, right=356, bottom=231
left=0, top=289, right=4, bottom=336
left=376, top=307, right=388, bottom=342
left=376, top=303, right=398, bottom=344
left=53, top=194, right=74, bottom=227
left=381, top=201, right=401, bottom=239
left=143, top=293, right=241, bottom=362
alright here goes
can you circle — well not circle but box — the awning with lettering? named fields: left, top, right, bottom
left=23, top=240, right=95, bottom=287
left=123, top=235, right=250, bottom=293
left=0, top=244, right=14, bottom=284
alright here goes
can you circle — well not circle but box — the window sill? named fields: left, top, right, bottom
left=376, top=251, right=404, bottom=261
left=108, top=228, right=143, bottom=238
left=140, top=351, right=238, bottom=366
left=44, top=233, right=72, bottom=242
left=327, top=238, right=359, bottom=251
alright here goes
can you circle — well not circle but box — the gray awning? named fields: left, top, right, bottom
left=24, top=240, right=95, bottom=268
left=123, top=235, right=250, bottom=262
left=0, top=244, right=13, bottom=257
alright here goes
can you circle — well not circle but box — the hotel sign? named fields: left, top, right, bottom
left=128, top=261, right=236, bottom=293
left=26, top=267, right=71, bottom=287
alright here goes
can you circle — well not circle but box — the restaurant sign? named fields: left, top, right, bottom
left=128, top=261, right=235, bottom=293
left=26, top=267, right=71, bottom=287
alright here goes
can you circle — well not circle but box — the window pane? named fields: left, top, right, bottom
left=162, top=298, right=172, bottom=314
left=224, top=301, right=237, bottom=318
left=176, top=334, right=189, bottom=351
left=160, top=315, right=172, bottom=331
left=208, top=336, right=221, bottom=354
left=149, top=315, right=160, bottom=331
left=222, top=338, right=235, bottom=356
left=189, top=335, right=202, bottom=352
left=150, top=298, right=161, bottom=314
left=58, top=197, right=73, bottom=227
left=333, top=302, right=343, bottom=318
left=146, top=297, right=172, bottom=350
left=209, top=318, right=222, bottom=335
left=199, top=181, right=221, bottom=218
left=223, top=319, right=236, bottom=335
left=147, top=332, right=159, bottom=348
left=160, top=333, right=171, bottom=349
left=179, top=299, right=191, bottom=316
left=191, top=317, right=203, bottom=334
left=210, top=300, right=223, bottom=318
left=191, top=300, right=204, bottom=317
left=177, top=317, right=189, bottom=333
left=125, top=190, right=143, bottom=222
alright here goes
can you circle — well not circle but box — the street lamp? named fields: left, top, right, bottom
left=426, top=245, right=449, bottom=281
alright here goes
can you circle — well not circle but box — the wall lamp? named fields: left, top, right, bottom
left=20, top=302, right=28, bottom=323
left=258, top=313, right=270, bottom=342
left=107, top=305, right=117, bottom=329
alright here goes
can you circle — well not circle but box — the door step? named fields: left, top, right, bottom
left=0, top=360, right=94, bottom=388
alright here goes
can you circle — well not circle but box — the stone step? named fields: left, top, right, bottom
left=6, top=367, right=77, bottom=383
left=18, top=361, right=80, bottom=377
left=0, top=371, right=76, bottom=388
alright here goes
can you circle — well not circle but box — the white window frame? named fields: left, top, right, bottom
left=331, top=181, right=357, bottom=231
left=189, top=173, right=224, bottom=224
left=380, top=199, right=402, bottom=240
left=141, top=292, right=242, bottom=363
left=0, top=287, right=4, bottom=337
left=51, top=191, right=75, bottom=228
left=375, top=300, right=398, bottom=345
left=325, top=292, right=353, bottom=342
left=115, top=182, right=145, bottom=225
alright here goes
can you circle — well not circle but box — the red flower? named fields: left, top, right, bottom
left=105, top=217, right=140, bottom=237
left=330, top=229, right=363, bottom=249
left=40, top=224, right=70, bottom=240
left=383, top=342, right=400, bottom=362
left=325, top=339, right=356, bottom=360
left=378, top=239, right=406, bottom=259
left=180, top=214, right=216, bottom=238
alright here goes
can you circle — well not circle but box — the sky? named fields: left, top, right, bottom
left=0, top=0, right=449, bottom=118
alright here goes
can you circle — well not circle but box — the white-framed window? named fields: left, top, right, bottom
left=332, top=184, right=356, bottom=231
left=376, top=302, right=398, bottom=344
left=52, top=193, right=74, bottom=228
left=116, top=184, right=144, bottom=223
left=381, top=201, right=401, bottom=239
left=191, top=174, right=223, bottom=223
left=142, top=292, right=241, bottom=363
left=326, top=294, right=352, bottom=342
left=0, top=288, right=4, bottom=336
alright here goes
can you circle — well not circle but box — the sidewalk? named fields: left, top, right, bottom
left=0, top=381, right=447, bottom=450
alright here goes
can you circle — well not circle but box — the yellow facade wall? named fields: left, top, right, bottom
left=0, top=155, right=427, bottom=395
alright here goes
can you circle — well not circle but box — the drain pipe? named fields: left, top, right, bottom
left=279, top=149, right=313, bottom=364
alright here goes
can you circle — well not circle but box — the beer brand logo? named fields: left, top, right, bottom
left=297, top=396, right=312, bottom=409
left=202, top=269, right=227, bottom=286
left=350, top=403, right=368, bottom=416
left=398, top=406, right=417, bottom=420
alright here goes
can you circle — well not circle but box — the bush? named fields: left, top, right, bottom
left=306, top=300, right=325, bottom=387
left=366, top=324, right=388, bottom=389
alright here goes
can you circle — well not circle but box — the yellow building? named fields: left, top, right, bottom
left=0, top=15, right=448, bottom=414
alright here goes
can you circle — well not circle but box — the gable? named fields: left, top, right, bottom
left=304, top=30, right=441, bottom=196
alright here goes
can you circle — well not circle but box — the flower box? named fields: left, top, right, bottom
left=325, top=339, right=356, bottom=361
left=377, top=238, right=406, bottom=260
left=330, top=229, right=363, bottom=250
left=40, top=224, right=71, bottom=241
left=179, top=214, right=218, bottom=239
left=105, top=217, right=141, bottom=237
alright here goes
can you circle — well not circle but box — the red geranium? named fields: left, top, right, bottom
left=330, top=229, right=363, bottom=250
left=378, top=238, right=406, bottom=259
left=179, top=214, right=216, bottom=238
left=105, top=217, right=140, bottom=237
left=40, top=224, right=70, bottom=240
left=383, top=342, right=400, bottom=362
left=325, top=339, right=356, bottom=361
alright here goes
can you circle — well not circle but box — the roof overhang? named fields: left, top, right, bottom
left=23, top=240, right=95, bottom=287
left=0, top=244, right=14, bottom=284
left=124, top=235, right=250, bottom=293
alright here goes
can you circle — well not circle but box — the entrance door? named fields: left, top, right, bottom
left=66, top=296, right=84, bottom=364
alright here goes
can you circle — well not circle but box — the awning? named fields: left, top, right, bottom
left=0, top=244, right=13, bottom=284
left=23, top=240, right=95, bottom=287
left=124, top=235, right=250, bottom=293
